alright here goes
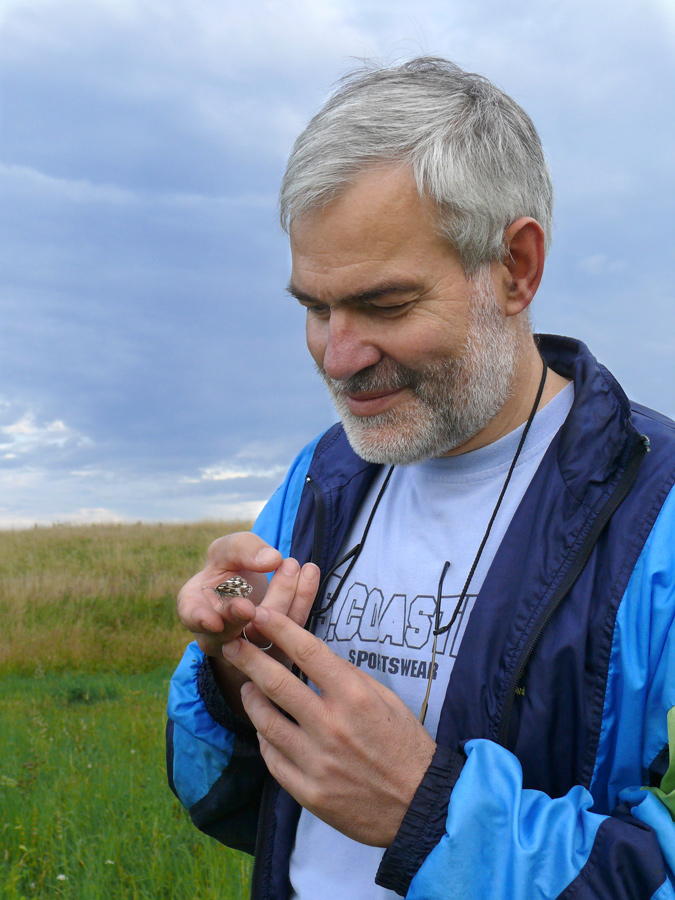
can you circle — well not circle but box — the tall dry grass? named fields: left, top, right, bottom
left=0, top=520, right=251, bottom=675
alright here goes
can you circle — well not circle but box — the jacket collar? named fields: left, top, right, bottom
left=538, top=334, right=638, bottom=503
left=309, top=334, right=638, bottom=512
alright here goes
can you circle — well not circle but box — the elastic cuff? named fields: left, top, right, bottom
left=197, top=656, right=257, bottom=738
left=376, top=743, right=465, bottom=896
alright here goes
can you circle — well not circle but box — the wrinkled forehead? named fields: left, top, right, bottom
left=289, top=166, right=454, bottom=286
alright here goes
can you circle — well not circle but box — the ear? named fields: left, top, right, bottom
left=500, top=217, right=546, bottom=317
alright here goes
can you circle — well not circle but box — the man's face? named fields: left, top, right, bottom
left=288, top=166, right=523, bottom=464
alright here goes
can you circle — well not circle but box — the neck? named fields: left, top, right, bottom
left=442, top=333, right=570, bottom=457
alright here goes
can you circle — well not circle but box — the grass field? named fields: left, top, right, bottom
left=0, top=522, right=253, bottom=899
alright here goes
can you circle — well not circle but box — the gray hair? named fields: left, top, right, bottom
left=280, top=57, right=553, bottom=275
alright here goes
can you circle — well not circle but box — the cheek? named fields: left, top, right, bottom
left=305, top=317, right=327, bottom=367
left=387, top=324, right=452, bottom=368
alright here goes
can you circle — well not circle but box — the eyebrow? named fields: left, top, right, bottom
left=286, top=280, right=420, bottom=307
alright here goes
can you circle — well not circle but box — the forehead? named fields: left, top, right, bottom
left=289, top=166, right=460, bottom=299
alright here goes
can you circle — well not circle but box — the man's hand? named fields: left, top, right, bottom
left=177, top=532, right=319, bottom=714
left=177, top=531, right=281, bottom=651
left=222, top=606, right=437, bottom=848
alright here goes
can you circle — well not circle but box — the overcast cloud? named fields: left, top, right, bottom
left=1, top=0, right=673, bottom=527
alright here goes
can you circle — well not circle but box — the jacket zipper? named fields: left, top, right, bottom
left=250, top=778, right=276, bottom=900
left=250, top=476, right=325, bottom=898
left=306, top=476, right=326, bottom=567
left=497, top=433, right=650, bottom=748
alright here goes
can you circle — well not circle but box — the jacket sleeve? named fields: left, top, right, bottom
left=166, top=642, right=266, bottom=853
left=377, top=485, right=675, bottom=900
left=165, top=436, right=320, bottom=850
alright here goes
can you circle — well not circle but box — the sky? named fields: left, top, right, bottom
left=0, top=0, right=673, bottom=528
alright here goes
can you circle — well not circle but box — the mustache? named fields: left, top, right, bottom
left=317, top=359, right=423, bottom=395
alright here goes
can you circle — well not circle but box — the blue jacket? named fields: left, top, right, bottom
left=167, top=335, right=675, bottom=899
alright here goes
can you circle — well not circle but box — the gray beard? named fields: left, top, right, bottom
left=317, top=270, right=523, bottom=465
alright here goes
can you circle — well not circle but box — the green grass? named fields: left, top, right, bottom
left=0, top=523, right=255, bottom=899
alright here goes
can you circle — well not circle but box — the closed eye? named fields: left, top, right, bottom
left=361, top=298, right=416, bottom=317
left=297, top=297, right=417, bottom=319
left=299, top=300, right=332, bottom=318
left=288, top=281, right=421, bottom=319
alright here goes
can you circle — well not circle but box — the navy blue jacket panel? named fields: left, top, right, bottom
left=167, top=336, right=675, bottom=900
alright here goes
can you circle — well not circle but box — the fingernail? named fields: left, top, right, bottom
left=222, top=640, right=240, bottom=659
left=301, top=563, right=320, bottom=580
left=240, top=681, right=255, bottom=700
left=254, top=606, right=270, bottom=625
left=255, top=547, right=280, bottom=567
left=279, top=557, right=298, bottom=574
left=200, top=620, right=220, bottom=633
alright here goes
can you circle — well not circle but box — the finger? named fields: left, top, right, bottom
left=179, top=586, right=256, bottom=635
left=240, top=680, right=303, bottom=753
left=246, top=561, right=319, bottom=644
left=216, top=594, right=257, bottom=630
left=237, top=606, right=344, bottom=696
left=256, top=733, right=306, bottom=802
left=240, top=557, right=301, bottom=645
left=286, top=563, right=320, bottom=627
left=203, top=532, right=282, bottom=579
left=178, top=532, right=282, bottom=633
left=259, top=557, right=302, bottom=614
left=222, top=634, right=322, bottom=724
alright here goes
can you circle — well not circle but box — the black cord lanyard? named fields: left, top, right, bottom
left=309, top=356, right=549, bottom=726
left=419, top=356, right=548, bottom=723
left=311, top=464, right=395, bottom=619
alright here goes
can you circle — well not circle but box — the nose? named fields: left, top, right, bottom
left=312, top=308, right=382, bottom=382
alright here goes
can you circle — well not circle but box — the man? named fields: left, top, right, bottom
left=166, top=59, right=675, bottom=899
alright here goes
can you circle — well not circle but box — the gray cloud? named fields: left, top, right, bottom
left=0, top=0, right=672, bottom=526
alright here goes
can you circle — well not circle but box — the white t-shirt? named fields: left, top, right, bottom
left=289, top=384, right=574, bottom=900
